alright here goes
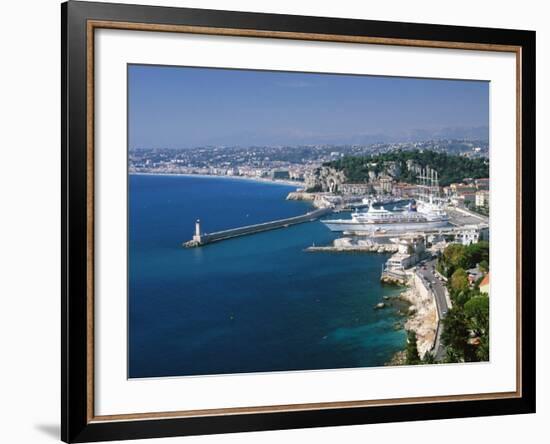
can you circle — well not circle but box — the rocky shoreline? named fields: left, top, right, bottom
left=286, top=191, right=333, bottom=209
left=386, top=276, right=438, bottom=365
left=286, top=189, right=437, bottom=365
left=286, top=191, right=316, bottom=201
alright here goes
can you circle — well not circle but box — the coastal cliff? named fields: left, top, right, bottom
left=286, top=191, right=332, bottom=209
left=303, top=166, right=347, bottom=192
left=399, top=275, right=437, bottom=358
left=286, top=191, right=316, bottom=201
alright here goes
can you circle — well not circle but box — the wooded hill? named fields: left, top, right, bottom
left=325, top=150, right=489, bottom=186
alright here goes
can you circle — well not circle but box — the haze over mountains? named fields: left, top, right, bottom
left=132, top=126, right=488, bottom=150
left=240, top=125, right=490, bottom=147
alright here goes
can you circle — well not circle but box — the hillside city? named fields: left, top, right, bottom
left=129, top=139, right=489, bottom=214
left=130, top=137, right=491, bottom=365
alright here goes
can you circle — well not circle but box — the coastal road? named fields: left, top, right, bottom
left=446, top=206, right=489, bottom=226
left=416, top=258, right=449, bottom=361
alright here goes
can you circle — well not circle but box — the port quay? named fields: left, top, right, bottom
left=183, top=207, right=333, bottom=248
left=182, top=193, right=489, bottom=251
left=183, top=196, right=488, bottom=249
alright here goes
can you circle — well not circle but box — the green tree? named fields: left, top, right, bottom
left=436, top=260, right=446, bottom=276
left=441, top=309, right=469, bottom=361
left=438, top=241, right=490, bottom=279
left=442, top=244, right=468, bottom=276
left=476, top=334, right=490, bottom=361
left=464, top=296, right=489, bottom=336
left=437, top=242, right=490, bottom=363
left=465, top=241, right=489, bottom=266
left=444, top=347, right=461, bottom=364
left=478, top=259, right=489, bottom=273
left=406, top=331, right=421, bottom=365
left=452, top=289, right=473, bottom=307
left=422, top=352, right=435, bottom=364
left=450, top=268, right=469, bottom=295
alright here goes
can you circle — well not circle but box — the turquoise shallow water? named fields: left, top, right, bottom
left=128, top=174, right=406, bottom=378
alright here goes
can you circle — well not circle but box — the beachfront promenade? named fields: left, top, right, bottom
left=183, top=207, right=333, bottom=247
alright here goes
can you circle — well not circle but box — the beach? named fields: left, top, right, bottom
left=129, top=171, right=305, bottom=188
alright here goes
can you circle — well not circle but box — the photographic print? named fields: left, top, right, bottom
left=128, top=65, right=490, bottom=378
left=62, top=5, right=535, bottom=441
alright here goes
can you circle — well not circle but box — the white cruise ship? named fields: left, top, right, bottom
left=322, top=199, right=449, bottom=233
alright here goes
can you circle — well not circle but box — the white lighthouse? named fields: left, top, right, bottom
left=192, top=219, right=202, bottom=244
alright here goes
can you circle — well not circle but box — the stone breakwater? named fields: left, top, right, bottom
left=184, top=207, right=332, bottom=248
left=305, top=237, right=398, bottom=253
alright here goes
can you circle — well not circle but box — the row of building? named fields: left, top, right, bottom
left=446, top=178, right=489, bottom=208
left=129, top=162, right=311, bottom=182
left=337, top=176, right=489, bottom=210
left=338, top=176, right=396, bottom=196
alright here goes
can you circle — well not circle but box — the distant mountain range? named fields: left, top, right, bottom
left=130, top=126, right=489, bottom=150
left=285, top=126, right=489, bottom=146
left=204, top=126, right=488, bottom=148
left=398, top=126, right=489, bottom=142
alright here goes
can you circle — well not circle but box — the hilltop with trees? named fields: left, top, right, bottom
left=324, top=149, right=488, bottom=186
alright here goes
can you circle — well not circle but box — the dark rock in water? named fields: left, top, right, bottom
left=380, top=275, right=407, bottom=286
left=385, top=350, right=407, bottom=366
left=383, top=296, right=390, bottom=300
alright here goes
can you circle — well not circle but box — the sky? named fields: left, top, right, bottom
left=128, top=64, right=489, bottom=149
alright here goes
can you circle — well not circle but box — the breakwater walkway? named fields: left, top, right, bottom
left=183, top=207, right=333, bottom=248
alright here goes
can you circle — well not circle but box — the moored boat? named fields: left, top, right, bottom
left=322, top=199, right=449, bottom=233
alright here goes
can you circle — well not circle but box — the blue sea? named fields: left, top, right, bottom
left=128, top=174, right=407, bottom=378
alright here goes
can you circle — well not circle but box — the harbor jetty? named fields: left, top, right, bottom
left=183, top=207, right=332, bottom=248
left=305, top=236, right=398, bottom=254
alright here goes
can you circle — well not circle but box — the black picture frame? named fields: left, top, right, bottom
left=62, top=1, right=536, bottom=442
